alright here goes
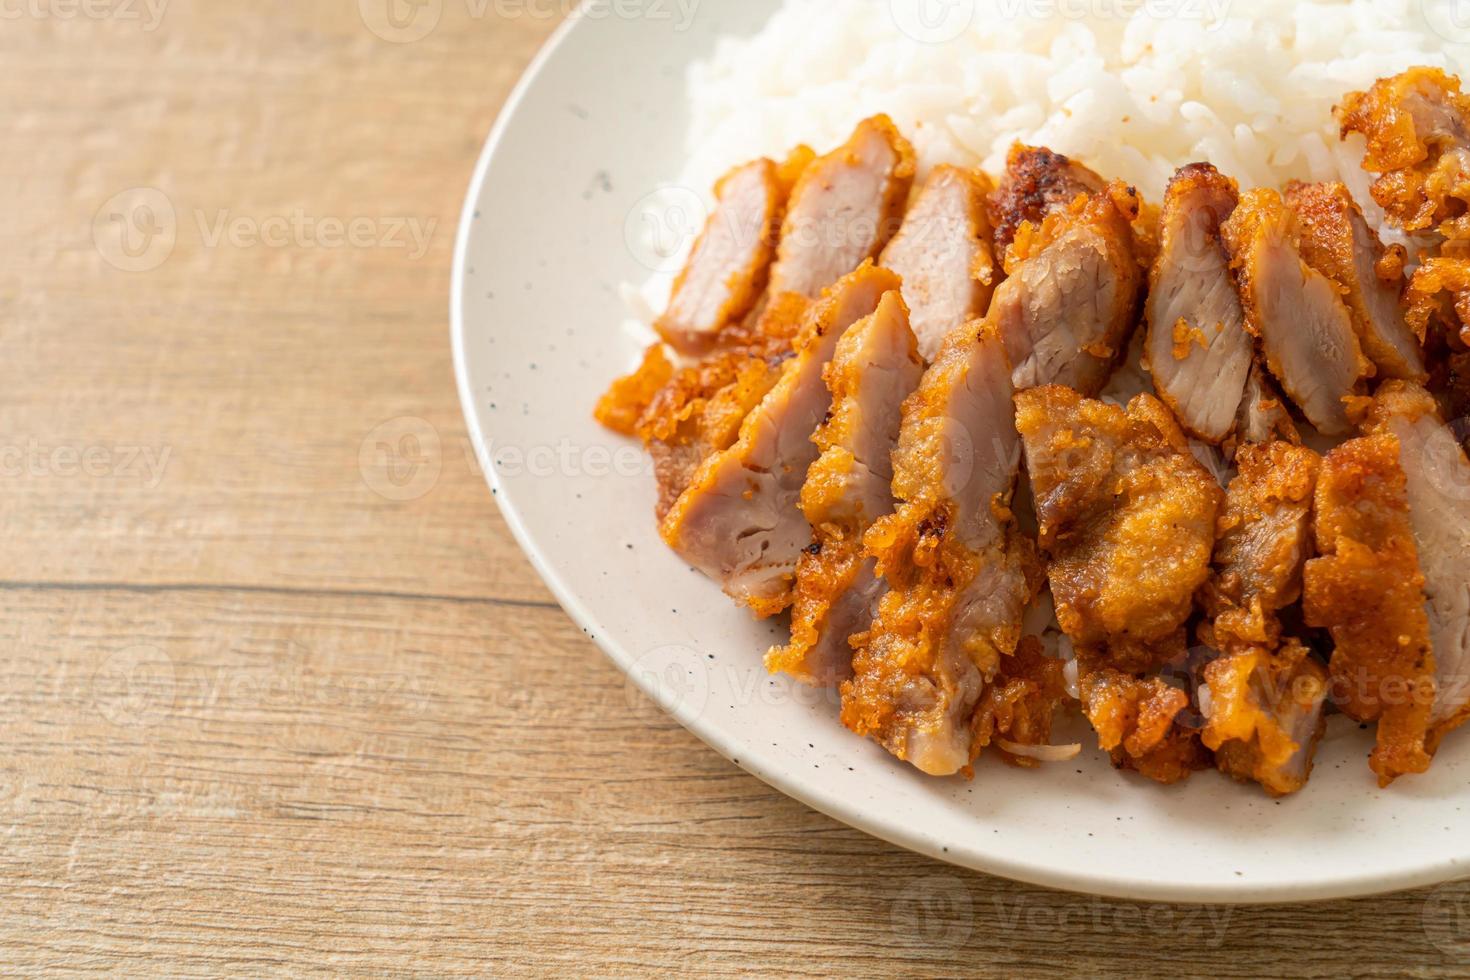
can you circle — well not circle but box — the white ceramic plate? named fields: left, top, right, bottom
left=452, top=2, right=1470, bottom=903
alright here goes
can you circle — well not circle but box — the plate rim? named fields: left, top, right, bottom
left=449, top=5, right=1466, bottom=905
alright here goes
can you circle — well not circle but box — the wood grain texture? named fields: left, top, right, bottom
left=2, top=4, right=1467, bottom=976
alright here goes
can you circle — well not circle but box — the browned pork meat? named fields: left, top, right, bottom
left=1304, top=433, right=1436, bottom=786
left=1339, top=67, right=1470, bottom=240
left=879, top=165, right=999, bottom=361
left=767, top=291, right=925, bottom=685
left=653, top=158, right=789, bottom=356
left=768, top=115, right=915, bottom=301
left=1197, top=442, right=1327, bottom=795
left=1222, top=188, right=1370, bottom=436
left=660, top=264, right=900, bottom=616
left=1362, top=382, right=1470, bottom=746
left=1016, top=387, right=1222, bottom=782
left=1144, top=163, right=1253, bottom=444
left=1285, top=180, right=1426, bottom=382
left=988, top=182, right=1145, bottom=396
left=989, top=144, right=1106, bottom=252
left=1233, top=364, right=1300, bottom=449
left=842, top=321, right=1041, bottom=776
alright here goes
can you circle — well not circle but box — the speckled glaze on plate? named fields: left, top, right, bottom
left=451, top=0, right=1470, bottom=903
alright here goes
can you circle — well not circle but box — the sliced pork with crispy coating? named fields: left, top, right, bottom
left=1222, top=188, right=1370, bottom=436
left=1285, top=180, right=1426, bottom=382
left=1304, top=433, right=1436, bottom=786
left=989, top=183, right=1145, bottom=396
left=661, top=264, right=900, bottom=615
left=1016, top=386, right=1222, bottom=780
left=1338, top=67, right=1470, bottom=239
left=654, top=159, right=788, bottom=356
left=1362, top=382, right=1470, bottom=745
left=1202, top=641, right=1329, bottom=797
left=1197, top=442, right=1326, bottom=795
left=879, top=165, right=998, bottom=361
left=989, top=144, right=1106, bottom=252
left=842, top=321, right=1039, bottom=776
left=767, top=291, right=925, bottom=685
left=1201, top=442, right=1321, bottom=651
left=768, top=116, right=915, bottom=301
left=1145, top=163, right=1252, bottom=444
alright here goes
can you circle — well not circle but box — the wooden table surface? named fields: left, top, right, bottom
left=4, top=3, right=1467, bottom=976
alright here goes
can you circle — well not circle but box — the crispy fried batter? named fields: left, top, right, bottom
left=973, top=637, right=1075, bottom=768
left=1201, top=442, right=1321, bottom=652
left=594, top=344, right=674, bottom=437
left=989, top=144, right=1106, bottom=252
left=1202, top=641, right=1329, bottom=797
left=842, top=321, right=1041, bottom=775
left=1016, top=387, right=1221, bottom=781
left=1304, top=433, right=1436, bottom=786
left=767, top=291, right=924, bottom=685
left=1339, top=67, right=1470, bottom=239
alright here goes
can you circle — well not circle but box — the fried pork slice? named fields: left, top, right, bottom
left=653, top=159, right=787, bottom=356
left=638, top=347, right=786, bottom=519
left=1144, top=163, right=1252, bottom=443
left=1339, top=67, right=1470, bottom=239
left=1303, top=434, right=1435, bottom=786
left=989, top=182, right=1145, bottom=396
left=879, top=165, right=999, bottom=361
left=1362, top=382, right=1470, bottom=744
left=768, top=115, right=915, bottom=301
left=1201, top=442, right=1321, bottom=651
left=1232, top=364, right=1300, bottom=449
left=972, top=637, right=1075, bottom=768
left=1202, top=641, right=1329, bottom=797
left=1222, top=188, right=1370, bottom=436
left=1196, top=443, right=1327, bottom=795
left=766, top=292, right=924, bottom=685
left=1016, top=387, right=1222, bottom=780
left=842, top=322, right=1039, bottom=776
left=989, top=144, right=1106, bottom=252
left=661, top=264, right=901, bottom=615
left=1285, top=180, right=1427, bottom=382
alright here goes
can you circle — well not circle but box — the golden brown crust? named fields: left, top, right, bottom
left=1338, top=67, right=1470, bottom=238
left=1200, top=442, right=1321, bottom=652
left=594, top=344, right=674, bottom=437
left=972, top=637, right=1074, bottom=768
left=1204, top=642, right=1328, bottom=796
left=989, top=144, right=1106, bottom=252
left=1303, top=433, right=1436, bottom=786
